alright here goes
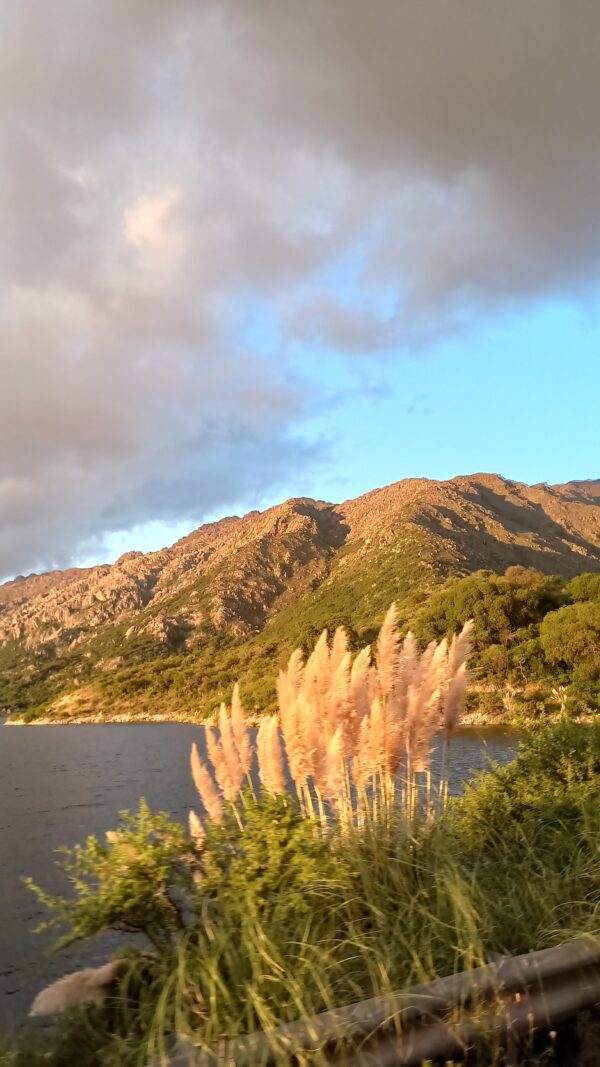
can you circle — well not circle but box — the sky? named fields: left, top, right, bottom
left=1, top=1, right=599, bottom=579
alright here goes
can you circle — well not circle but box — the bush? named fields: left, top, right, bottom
left=566, top=573, right=600, bottom=604
left=412, top=569, right=564, bottom=650
left=449, top=720, right=600, bottom=849
left=26, top=803, right=195, bottom=952
left=540, top=601, right=600, bottom=681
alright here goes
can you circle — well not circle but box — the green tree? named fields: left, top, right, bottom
left=412, top=568, right=563, bottom=650
left=540, top=602, right=600, bottom=682
left=566, top=572, right=600, bottom=604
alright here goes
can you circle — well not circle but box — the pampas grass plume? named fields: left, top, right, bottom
left=324, top=726, right=345, bottom=803
left=306, top=628, right=331, bottom=710
left=188, top=809, right=205, bottom=847
left=286, top=648, right=305, bottom=695
left=257, top=715, right=286, bottom=796
left=350, top=645, right=371, bottom=722
left=231, top=683, right=253, bottom=776
left=377, top=602, right=399, bottom=698
left=449, top=619, right=474, bottom=673
left=218, top=705, right=244, bottom=799
left=443, top=661, right=468, bottom=732
left=191, top=742, right=223, bottom=823
left=354, top=715, right=372, bottom=788
left=330, top=626, right=349, bottom=673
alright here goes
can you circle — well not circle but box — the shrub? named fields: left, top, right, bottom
left=540, top=601, right=600, bottom=681
left=449, top=720, right=600, bottom=849
left=566, top=572, right=600, bottom=604
left=26, top=803, right=195, bottom=952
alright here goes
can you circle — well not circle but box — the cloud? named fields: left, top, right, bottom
left=1, top=0, right=599, bottom=575
left=124, top=188, right=182, bottom=251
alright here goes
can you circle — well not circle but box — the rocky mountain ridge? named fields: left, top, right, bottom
left=2, top=473, right=599, bottom=658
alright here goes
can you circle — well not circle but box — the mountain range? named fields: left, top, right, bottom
left=2, top=473, right=599, bottom=721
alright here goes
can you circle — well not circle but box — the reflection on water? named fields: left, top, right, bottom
left=0, top=723, right=518, bottom=1024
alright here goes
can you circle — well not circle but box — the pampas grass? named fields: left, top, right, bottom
left=188, top=809, right=205, bottom=847
left=257, top=714, right=286, bottom=797
left=189, top=604, right=473, bottom=834
left=190, top=743, right=223, bottom=824
left=231, top=683, right=252, bottom=776
left=376, top=602, right=400, bottom=699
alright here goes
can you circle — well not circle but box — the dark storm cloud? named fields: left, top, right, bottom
left=1, top=0, right=599, bottom=574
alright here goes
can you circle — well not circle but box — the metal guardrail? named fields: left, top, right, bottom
left=157, top=938, right=600, bottom=1066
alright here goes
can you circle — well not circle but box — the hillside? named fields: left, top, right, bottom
left=1, top=473, right=599, bottom=722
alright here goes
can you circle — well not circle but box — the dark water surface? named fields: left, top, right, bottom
left=0, top=723, right=518, bottom=1025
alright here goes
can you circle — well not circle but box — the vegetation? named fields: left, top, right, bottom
left=3, top=528, right=451, bottom=721
left=411, top=566, right=600, bottom=721
left=4, top=612, right=600, bottom=1065
left=3, top=546, right=600, bottom=724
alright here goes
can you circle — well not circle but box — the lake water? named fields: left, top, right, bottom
left=0, top=723, right=518, bottom=1026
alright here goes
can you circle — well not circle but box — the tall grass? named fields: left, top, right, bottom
left=189, top=603, right=474, bottom=836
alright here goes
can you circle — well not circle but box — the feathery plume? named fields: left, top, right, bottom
left=30, top=961, right=122, bottom=1017
left=327, top=650, right=353, bottom=751
left=367, top=664, right=380, bottom=706
left=276, top=668, right=295, bottom=719
left=286, top=648, right=305, bottom=699
left=394, top=631, right=419, bottom=707
left=205, top=722, right=241, bottom=804
left=218, top=704, right=245, bottom=799
left=350, top=645, right=372, bottom=723
left=267, top=716, right=287, bottom=795
left=405, top=639, right=448, bottom=769
left=443, top=661, right=468, bottom=733
left=449, top=619, right=474, bottom=675
left=257, top=715, right=286, bottom=796
left=305, top=628, right=331, bottom=711
left=385, top=632, right=418, bottom=762
left=301, top=692, right=327, bottom=788
left=353, top=715, right=372, bottom=789
left=257, top=719, right=270, bottom=792
left=377, top=602, right=400, bottom=699
left=231, top=683, right=253, bottom=776
left=368, top=696, right=387, bottom=773
left=330, top=626, right=350, bottom=674
left=191, top=742, right=223, bottom=823
left=287, top=693, right=322, bottom=785
left=280, top=695, right=307, bottom=785
left=324, top=726, right=346, bottom=805
left=442, top=621, right=473, bottom=733
left=279, top=694, right=300, bottom=779
left=188, top=809, right=205, bottom=847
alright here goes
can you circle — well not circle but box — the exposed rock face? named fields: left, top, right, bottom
left=1, top=474, right=599, bottom=655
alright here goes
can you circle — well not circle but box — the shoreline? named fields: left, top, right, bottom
left=5, top=710, right=588, bottom=728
